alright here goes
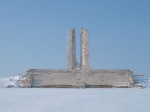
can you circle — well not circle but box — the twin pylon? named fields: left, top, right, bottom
left=67, top=28, right=90, bottom=72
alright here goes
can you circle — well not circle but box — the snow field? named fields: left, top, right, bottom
left=0, top=88, right=150, bottom=112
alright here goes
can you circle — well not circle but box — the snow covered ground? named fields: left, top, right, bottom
left=0, top=88, right=150, bottom=112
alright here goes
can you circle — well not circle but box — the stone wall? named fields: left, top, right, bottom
left=26, top=69, right=134, bottom=88
left=86, top=70, right=134, bottom=87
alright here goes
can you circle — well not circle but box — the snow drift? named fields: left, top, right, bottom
left=0, top=76, right=20, bottom=88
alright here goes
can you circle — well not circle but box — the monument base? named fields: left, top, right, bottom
left=24, top=69, right=134, bottom=88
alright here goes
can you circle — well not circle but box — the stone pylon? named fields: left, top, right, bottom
left=67, top=29, right=77, bottom=70
left=80, top=28, right=90, bottom=71
left=80, top=28, right=90, bottom=72
left=67, top=28, right=90, bottom=71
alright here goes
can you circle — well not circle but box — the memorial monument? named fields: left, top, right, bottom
left=24, top=28, right=134, bottom=88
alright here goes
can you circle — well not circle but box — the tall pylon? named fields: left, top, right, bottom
left=80, top=28, right=90, bottom=72
left=67, top=29, right=77, bottom=70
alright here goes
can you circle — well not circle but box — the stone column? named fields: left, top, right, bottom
left=67, top=29, right=77, bottom=70
left=80, top=28, right=90, bottom=72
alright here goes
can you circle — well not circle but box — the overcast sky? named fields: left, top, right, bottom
left=0, top=0, right=150, bottom=77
